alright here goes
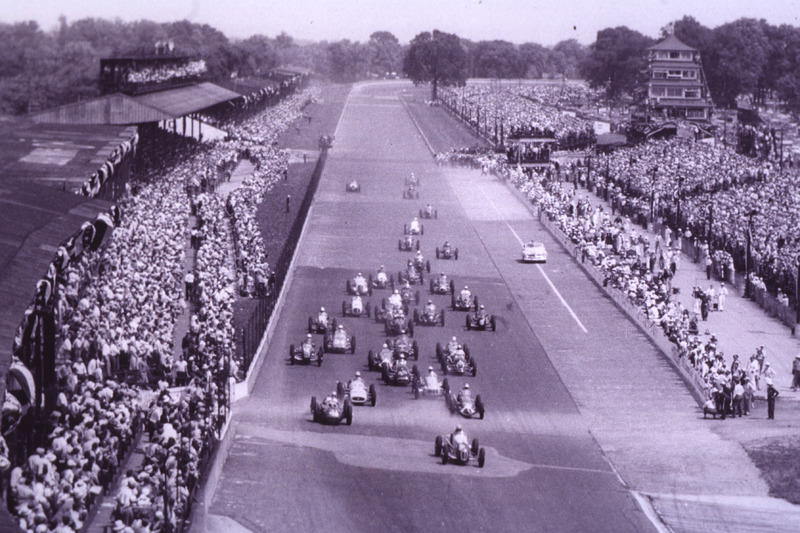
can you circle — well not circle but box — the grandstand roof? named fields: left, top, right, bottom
left=132, top=82, right=240, bottom=118
left=0, top=180, right=113, bottom=397
left=0, top=121, right=137, bottom=192
left=216, top=77, right=279, bottom=96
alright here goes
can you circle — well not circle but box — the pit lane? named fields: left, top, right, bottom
left=206, top=81, right=656, bottom=533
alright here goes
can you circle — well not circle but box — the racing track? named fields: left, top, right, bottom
left=206, top=82, right=657, bottom=533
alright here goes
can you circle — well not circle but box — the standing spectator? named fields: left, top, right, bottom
left=286, top=194, right=291, bottom=213
left=732, top=379, right=744, bottom=417
left=792, top=355, right=800, bottom=391
left=184, top=271, right=195, bottom=300
left=766, top=379, right=779, bottom=419
left=718, top=283, right=728, bottom=311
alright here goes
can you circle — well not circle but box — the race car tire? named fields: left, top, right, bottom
left=421, top=224, right=424, bottom=235
left=346, top=280, right=352, bottom=294
left=442, top=378, right=449, bottom=395
left=441, top=361, right=447, bottom=375
left=404, top=224, right=408, bottom=234
left=415, top=240, right=420, bottom=251
left=413, top=309, right=420, bottom=325
left=368, top=274, right=373, bottom=287
left=435, top=436, right=443, bottom=457
left=317, top=349, right=323, bottom=366
left=382, top=366, right=390, bottom=384
left=412, top=340, right=419, bottom=360
left=351, top=336, right=356, bottom=354
left=449, top=280, right=455, bottom=294
left=308, top=317, right=314, bottom=333
left=471, top=439, right=480, bottom=456
left=436, top=343, right=443, bottom=363
left=390, top=276, right=395, bottom=290
left=476, top=395, right=485, bottom=419
left=436, top=247, right=440, bottom=259
left=342, top=301, right=347, bottom=317
left=310, top=396, right=317, bottom=414
left=441, top=451, right=448, bottom=465
left=289, top=344, right=295, bottom=360
left=332, top=318, right=338, bottom=330
left=365, top=302, right=371, bottom=317
left=478, top=448, right=486, bottom=468
left=429, top=279, right=434, bottom=293
left=471, top=359, right=478, bottom=377
left=369, top=385, right=377, bottom=406
left=466, top=315, right=471, bottom=330
left=368, top=284, right=373, bottom=296
left=398, top=240, right=402, bottom=251
left=412, top=364, right=419, bottom=378
left=490, top=316, right=496, bottom=331
left=408, top=320, right=415, bottom=337
left=413, top=381, right=420, bottom=399
left=323, top=335, right=330, bottom=352
left=440, top=310, right=445, bottom=327
left=474, top=297, right=479, bottom=311
left=368, top=350, right=374, bottom=371
left=464, top=344, right=470, bottom=359
left=451, top=294, right=456, bottom=310
left=415, top=290, right=420, bottom=303
left=426, top=260, right=430, bottom=273
left=336, top=381, right=345, bottom=398
left=455, top=249, right=459, bottom=260
left=344, top=401, right=353, bottom=426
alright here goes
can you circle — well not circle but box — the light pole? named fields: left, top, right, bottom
left=744, top=209, right=758, bottom=298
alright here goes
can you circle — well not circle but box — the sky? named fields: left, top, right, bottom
left=3, top=0, right=800, bottom=45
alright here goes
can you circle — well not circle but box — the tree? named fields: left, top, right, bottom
left=368, top=31, right=401, bottom=76
left=327, top=40, right=369, bottom=82
left=581, top=26, right=654, bottom=100
left=519, top=42, right=548, bottom=78
left=707, top=19, right=770, bottom=107
left=470, top=40, right=523, bottom=78
left=234, top=35, right=279, bottom=77
left=550, top=39, right=587, bottom=79
left=403, top=30, right=467, bottom=100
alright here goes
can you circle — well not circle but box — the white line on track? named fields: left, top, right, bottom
left=477, top=185, right=588, bottom=333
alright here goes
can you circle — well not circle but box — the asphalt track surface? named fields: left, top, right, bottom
left=207, top=82, right=657, bottom=533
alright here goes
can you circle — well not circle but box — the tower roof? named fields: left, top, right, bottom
left=648, top=34, right=696, bottom=52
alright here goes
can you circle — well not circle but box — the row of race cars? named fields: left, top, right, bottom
left=299, top=173, right=497, bottom=467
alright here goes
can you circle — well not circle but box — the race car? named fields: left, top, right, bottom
left=370, top=269, right=394, bottom=290
left=521, top=241, right=548, bottom=263
left=446, top=386, right=485, bottom=419
left=429, top=275, right=455, bottom=295
left=289, top=337, right=324, bottom=366
left=406, top=173, right=420, bottom=187
left=310, top=394, right=352, bottom=425
left=397, top=265, right=424, bottom=285
left=411, top=371, right=449, bottom=400
left=381, top=357, right=419, bottom=386
left=451, top=288, right=478, bottom=311
left=346, top=273, right=373, bottom=296
left=419, top=205, right=438, bottom=219
left=398, top=235, right=421, bottom=252
left=308, top=310, right=336, bottom=334
left=346, top=180, right=361, bottom=192
left=436, top=243, right=459, bottom=260
left=384, top=313, right=414, bottom=337
left=398, top=284, right=421, bottom=308
left=403, top=184, right=419, bottom=199
left=323, top=325, right=356, bottom=354
left=414, top=306, right=445, bottom=327
left=465, top=307, right=496, bottom=331
left=342, top=296, right=371, bottom=318
left=337, top=378, right=376, bottom=407
left=386, top=333, right=419, bottom=360
left=436, top=341, right=477, bottom=376
left=374, top=299, right=408, bottom=323
left=435, top=432, right=485, bottom=467
left=412, top=254, right=431, bottom=274
left=367, top=343, right=396, bottom=371
left=404, top=219, right=424, bottom=236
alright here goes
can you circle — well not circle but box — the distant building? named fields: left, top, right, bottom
left=645, top=34, right=713, bottom=121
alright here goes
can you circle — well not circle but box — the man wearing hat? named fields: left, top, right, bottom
left=792, top=355, right=800, bottom=391
left=766, top=379, right=779, bottom=419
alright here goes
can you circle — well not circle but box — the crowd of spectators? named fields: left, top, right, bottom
left=4, top=78, right=317, bottom=531
left=516, top=82, right=603, bottom=108
left=125, top=60, right=207, bottom=85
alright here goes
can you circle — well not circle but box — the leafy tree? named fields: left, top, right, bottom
left=368, top=31, right=402, bottom=76
left=327, top=40, right=369, bottom=82
left=706, top=19, right=770, bottom=107
left=403, top=30, right=467, bottom=100
left=550, top=39, right=587, bottom=79
left=581, top=26, right=654, bottom=100
left=234, top=35, right=279, bottom=77
left=470, top=40, right=523, bottom=78
left=519, top=42, right=548, bottom=78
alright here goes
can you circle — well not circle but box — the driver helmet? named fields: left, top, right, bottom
left=331, top=391, right=337, bottom=397
left=307, top=334, right=312, bottom=339
left=357, top=272, right=362, bottom=277
left=320, top=306, right=325, bottom=312
left=463, top=383, right=470, bottom=389
left=382, top=343, right=388, bottom=348
left=394, top=289, right=399, bottom=295
left=440, top=272, right=445, bottom=276
left=464, top=286, right=469, bottom=290
left=455, top=424, right=462, bottom=432
left=338, top=324, right=344, bottom=329
left=445, top=241, right=450, bottom=246
left=399, top=354, right=405, bottom=359
left=428, top=366, right=434, bottom=371
left=452, top=336, right=457, bottom=342
left=414, top=216, right=418, bottom=221
left=479, top=304, right=485, bottom=309
left=355, top=371, right=361, bottom=377
left=427, top=299, right=433, bottom=304
left=380, top=264, right=385, bottom=269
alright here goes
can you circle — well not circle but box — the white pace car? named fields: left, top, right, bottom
left=521, top=241, right=548, bottom=263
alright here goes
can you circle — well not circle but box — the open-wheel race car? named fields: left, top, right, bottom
left=430, top=275, right=455, bottom=295
left=436, top=340, right=477, bottom=376
left=403, top=183, right=420, bottom=199
left=436, top=242, right=458, bottom=260
left=412, top=254, right=431, bottom=274
left=367, top=343, right=396, bottom=371
left=310, top=394, right=352, bottom=425
left=342, top=296, right=371, bottom=318
left=384, top=312, right=414, bottom=336
left=308, top=309, right=336, bottom=334
left=370, top=269, right=394, bottom=290
left=398, top=265, right=424, bottom=286
left=419, top=205, right=438, bottom=219
left=414, top=305, right=445, bottom=327
left=346, top=273, right=373, bottom=296
left=346, top=179, right=361, bottom=192
left=381, top=356, right=419, bottom=386
left=386, top=332, right=419, bottom=360
left=404, top=218, right=424, bottom=236
left=451, top=288, right=478, bottom=311
left=289, top=336, right=324, bottom=366
left=337, top=377, right=376, bottom=407
left=324, top=325, right=356, bottom=354
left=435, top=431, right=486, bottom=467
left=411, top=369, right=450, bottom=400
left=406, top=173, right=421, bottom=188
left=466, top=306, right=496, bottom=331
left=446, top=384, right=485, bottom=419
left=398, top=235, right=421, bottom=252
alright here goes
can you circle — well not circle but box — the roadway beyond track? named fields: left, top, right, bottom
left=205, top=82, right=658, bottom=533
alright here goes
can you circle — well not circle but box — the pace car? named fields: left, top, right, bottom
left=342, top=296, right=371, bottom=318
left=324, top=325, right=356, bottom=354
left=435, top=431, right=485, bottom=467
left=310, top=394, right=352, bottom=425
left=521, top=241, right=548, bottom=263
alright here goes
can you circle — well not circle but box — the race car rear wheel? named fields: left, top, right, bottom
left=435, top=436, right=443, bottom=457
left=310, top=396, right=317, bottom=414
left=317, top=349, right=323, bottom=366
left=369, top=385, right=376, bottom=406
left=478, top=448, right=486, bottom=468
left=436, top=247, right=440, bottom=259
left=471, top=438, right=480, bottom=456
left=449, top=280, right=455, bottom=294
left=408, top=320, right=415, bottom=337
left=382, top=367, right=390, bottom=384
left=350, top=336, right=356, bottom=354
left=490, top=316, right=496, bottom=331
left=436, top=343, right=443, bottom=363
left=474, top=297, right=479, bottom=311
left=476, top=396, right=485, bottom=419
left=365, top=302, right=371, bottom=317
left=429, top=279, right=434, bottom=293
left=342, top=301, right=347, bottom=317
left=466, top=315, right=471, bottom=330
left=336, top=382, right=345, bottom=398
left=289, top=344, right=295, bottom=363
left=441, top=451, right=448, bottom=465
left=412, top=340, right=419, bottom=360
left=454, top=249, right=459, bottom=260
left=442, top=378, right=449, bottom=395
left=308, top=317, right=314, bottom=333
left=413, top=382, right=420, bottom=399
left=346, top=280, right=352, bottom=294
left=413, top=309, right=420, bottom=324
left=368, top=350, right=374, bottom=371
left=471, top=359, right=477, bottom=377
left=440, top=310, right=445, bottom=327
left=344, top=402, right=353, bottom=426
left=398, top=239, right=402, bottom=251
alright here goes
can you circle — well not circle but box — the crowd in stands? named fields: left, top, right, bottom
left=4, top=80, right=319, bottom=531
left=516, top=82, right=603, bottom=108
left=125, top=60, right=207, bottom=85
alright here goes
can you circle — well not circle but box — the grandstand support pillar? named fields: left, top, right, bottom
left=183, top=115, right=187, bottom=137
left=795, top=255, right=800, bottom=324
left=191, top=114, right=194, bottom=138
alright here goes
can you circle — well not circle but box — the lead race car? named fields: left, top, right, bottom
left=436, top=337, right=477, bottom=377
left=451, top=286, right=478, bottom=311
left=337, top=373, right=376, bottom=407
left=324, top=324, right=356, bottom=354
left=398, top=235, right=421, bottom=252
left=345, top=179, right=360, bottom=192
left=367, top=342, right=396, bottom=371
left=435, top=427, right=486, bottom=467
left=346, top=272, right=373, bottom=296
left=466, top=305, right=496, bottom=331
left=385, top=332, right=419, bottom=360
left=310, top=392, right=352, bottom=425
left=404, top=217, right=424, bottom=236
left=446, top=384, right=485, bottom=419
left=308, top=307, right=336, bottom=334
left=403, top=183, right=419, bottom=199
left=435, top=241, right=459, bottom=260
left=342, top=295, right=371, bottom=318
left=370, top=266, right=394, bottom=290
left=419, top=204, right=438, bottom=219
left=289, top=334, right=323, bottom=366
